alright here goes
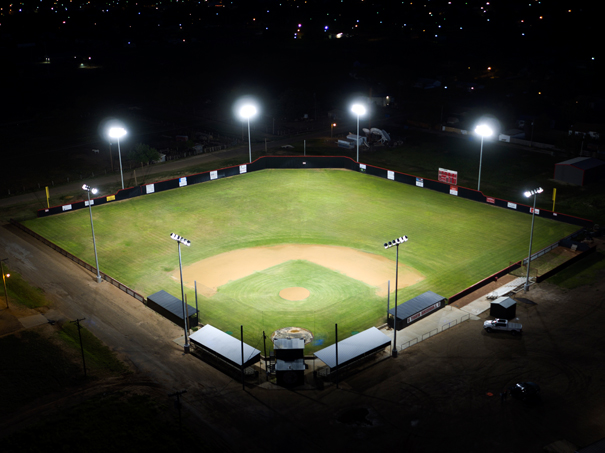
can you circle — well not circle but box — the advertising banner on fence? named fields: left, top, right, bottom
left=62, top=204, right=72, bottom=211
left=210, top=171, right=218, bottom=180
left=530, top=207, right=540, bottom=215
left=85, top=200, right=94, bottom=206
left=179, top=177, right=187, bottom=187
left=387, top=171, right=395, bottom=180
left=416, top=178, right=424, bottom=187
left=146, top=184, right=155, bottom=194
left=450, top=186, right=458, bottom=196
left=239, top=165, right=247, bottom=174
left=408, top=302, right=441, bottom=324
left=487, top=197, right=495, bottom=204
left=507, top=202, right=517, bottom=209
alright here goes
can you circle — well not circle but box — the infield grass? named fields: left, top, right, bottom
left=23, top=169, right=579, bottom=351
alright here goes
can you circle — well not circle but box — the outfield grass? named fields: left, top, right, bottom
left=23, top=169, right=579, bottom=351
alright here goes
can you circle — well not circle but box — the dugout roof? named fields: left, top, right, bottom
left=189, top=324, right=261, bottom=368
left=314, top=327, right=391, bottom=369
left=147, top=290, right=198, bottom=320
left=389, top=291, right=446, bottom=321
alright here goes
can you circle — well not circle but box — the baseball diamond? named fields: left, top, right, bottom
left=22, top=168, right=579, bottom=352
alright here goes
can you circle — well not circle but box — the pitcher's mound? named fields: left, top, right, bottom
left=279, top=287, right=310, bottom=301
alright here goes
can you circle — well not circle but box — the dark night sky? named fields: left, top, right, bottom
left=1, top=0, right=602, bottom=188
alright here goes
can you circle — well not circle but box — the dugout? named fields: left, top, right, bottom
left=490, top=296, right=517, bottom=320
left=146, top=290, right=198, bottom=328
left=189, top=324, right=261, bottom=369
left=388, top=291, right=446, bottom=330
left=314, top=327, right=391, bottom=373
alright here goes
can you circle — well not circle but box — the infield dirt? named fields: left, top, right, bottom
left=172, top=244, right=424, bottom=297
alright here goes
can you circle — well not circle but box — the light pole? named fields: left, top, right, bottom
left=474, top=124, right=493, bottom=192
left=171, top=233, right=192, bottom=354
left=384, top=235, right=408, bottom=357
left=331, top=122, right=337, bottom=138
left=524, top=187, right=543, bottom=292
left=240, top=105, right=257, bottom=163
left=351, top=104, right=366, bottom=162
left=108, top=127, right=127, bottom=190
left=82, top=185, right=102, bottom=283
left=1, top=258, right=9, bottom=309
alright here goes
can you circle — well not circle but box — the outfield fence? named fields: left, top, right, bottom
left=36, top=156, right=593, bottom=229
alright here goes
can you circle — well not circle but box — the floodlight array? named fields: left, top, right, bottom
left=475, top=124, right=493, bottom=137
left=170, top=233, right=191, bottom=246
left=108, top=127, right=127, bottom=139
left=524, top=187, right=543, bottom=197
left=82, top=184, right=98, bottom=195
left=384, top=236, right=408, bottom=249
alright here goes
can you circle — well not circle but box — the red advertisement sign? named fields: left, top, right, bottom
left=487, top=197, right=495, bottom=204
left=407, top=302, right=441, bottom=324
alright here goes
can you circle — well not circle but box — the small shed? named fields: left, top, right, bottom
left=490, top=296, right=517, bottom=319
left=274, top=338, right=305, bottom=387
left=146, top=290, right=198, bottom=328
left=388, top=291, right=446, bottom=330
left=554, top=157, right=605, bottom=186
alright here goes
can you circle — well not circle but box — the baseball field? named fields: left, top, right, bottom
left=22, top=168, right=579, bottom=352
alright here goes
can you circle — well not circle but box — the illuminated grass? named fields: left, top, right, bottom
left=23, top=169, right=578, bottom=350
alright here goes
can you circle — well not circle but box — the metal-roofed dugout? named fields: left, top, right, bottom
left=189, top=324, right=261, bottom=369
left=146, top=290, right=198, bottom=328
left=388, top=291, right=446, bottom=330
left=314, top=327, right=391, bottom=371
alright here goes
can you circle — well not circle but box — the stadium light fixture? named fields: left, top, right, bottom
left=1, top=258, right=9, bottom=309
left=384, top=235, right=408, bottom=357
left=239, top=104, right=257, bottom=164
left=523, top=187, right=543, bottom=291
left=475, top=124, right=493, bottom=192
left=171, top=233, right=192, bottom=353
left=108, top=126, right=127, bottom=190
left=82, top=185, right=103, bottom=283
left=351, top=104, right=366, bottom=163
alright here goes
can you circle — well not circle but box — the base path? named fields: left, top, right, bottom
left=174, top=244, right=424, bottom=297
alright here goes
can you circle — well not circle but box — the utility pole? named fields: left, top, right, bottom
left=71, top=318, right=87, bottom=377
left=168, top=390, right=187, bottom=433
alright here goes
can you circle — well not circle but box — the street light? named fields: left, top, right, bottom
left=82, top=185, right=102, bottom=283
left=523, top=187, right=543, bottom=292
left=331, top=122, right=337, bottom=138
left=475, top=124, right=493, bottom=192
left=171, top=233, right=192, bottom=354
left=384, top=235, right=408, bottom=357
left=351, top=104, right=366, bottom=162
left=240, top=104, right=257, bottom=163
left=108, top=127, right=127, bottom=190
left=1, top=258, right=9, bottom=309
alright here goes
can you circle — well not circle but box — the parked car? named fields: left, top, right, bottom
left=281, top=144, right=294, bottom=149
left=508, top=382, right=540, bottom=401
left=483, top=318, right=522, bottom=335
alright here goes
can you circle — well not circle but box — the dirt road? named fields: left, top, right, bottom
left=1, top=222, right=605, bottom=452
